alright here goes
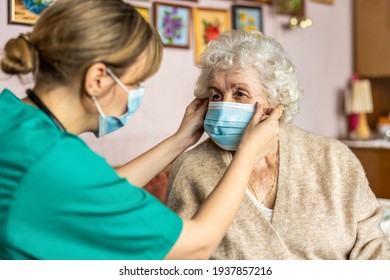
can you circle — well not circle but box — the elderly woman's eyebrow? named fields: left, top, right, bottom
left=232, top=83, right=249, bottom=89
left=208, top=86, right=222, bottom=93
left=208, top=83, right=249, bottom=91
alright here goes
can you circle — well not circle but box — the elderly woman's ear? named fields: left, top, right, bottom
left=261, top=105, right=284, bottom=121
left=277, top=105, right=284, bottom=119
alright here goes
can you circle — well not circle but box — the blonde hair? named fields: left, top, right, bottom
left=195, top=30, right=302, bottom=123
left=1, top=0, right=162, bottom=85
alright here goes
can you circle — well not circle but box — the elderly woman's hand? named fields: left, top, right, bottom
left=236, top=103, right=283, bottom=164
left=174, top=98, right=208, bottom=149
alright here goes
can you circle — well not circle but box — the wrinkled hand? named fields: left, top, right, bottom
left=175, top=98, right=208, bottom=149
left=237, top=103, right=283, bottom=163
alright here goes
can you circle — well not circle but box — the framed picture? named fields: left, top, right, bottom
left=242, top=0, right=272, bottom=4
left=8, top=0, right=52, bottom=25
left=311, top=0, right=334, bottom=4
left=232, top=5, right=263, bottom=33
left=153, top=2, right=191, bottom=49
left=135, top=6, right=150, bottom=22
left=275, top=0, right=305, bottom=16
left=193, top=8, right=231, bottom=63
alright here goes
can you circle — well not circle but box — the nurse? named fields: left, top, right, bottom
left=0, top=0, right=281, bottom=259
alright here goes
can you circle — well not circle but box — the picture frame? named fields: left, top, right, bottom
left=232, top=5, right=263, bottom=33
left=311, top=0, right=334, bottom=4
left=134, top=6, right=150, bottom=22
left=275, top=0, right=305, bottom=16
left=153, top=2, right=191, bottom=49
left=242, top=0, right=272, bottom=4
left=193, top=7, right=231, bottom=63
left=8, top=0, right=51, bottom=25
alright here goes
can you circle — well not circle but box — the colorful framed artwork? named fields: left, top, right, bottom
left=8, top=0, right=53, bottom=25
left=153, top=2, right=191, bottom=49
left=135, top=6, right=150, bottom=22
left=232, top=5, right=263, bottom=33
left=193, top=8, right=231, bottom=63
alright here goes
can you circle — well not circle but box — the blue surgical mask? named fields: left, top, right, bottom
left=92, top=68, right=144, bottom=137
left=204, top=101, right=255, bottom=151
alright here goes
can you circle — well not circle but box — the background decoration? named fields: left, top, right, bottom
left=153, top=2, right=191, bottom=48
left=193, top=7, right=231, bottom=63
left=275, top=0, right=304, bottom=16
left=311, top=0, right=334, bottom=4
left=8, top=0, right=54, bottom=25
left=232, top=5, right=263, bottom=32
left=134, top=6, right=150, bottom=22
left=243, top=0, right=271, bottom=4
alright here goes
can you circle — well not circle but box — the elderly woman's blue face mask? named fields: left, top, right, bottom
left=204, top=101, right=256, bottom=151
left=203, top=68, right=272, bottom=151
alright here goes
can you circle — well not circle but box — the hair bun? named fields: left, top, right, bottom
left=1, top=33, right=39, bottom=75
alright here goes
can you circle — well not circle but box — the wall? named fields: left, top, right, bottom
left=0, top=0, right=353, bottom=166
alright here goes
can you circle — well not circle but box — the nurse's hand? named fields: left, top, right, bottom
left=236, top=104, right=283, bottom=164
left=117, top=98, right=207, bottom=187
left=174, top=98, right=208, bottom=149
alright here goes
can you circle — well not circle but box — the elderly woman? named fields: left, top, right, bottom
left=166, top=30, right=390, bottom=259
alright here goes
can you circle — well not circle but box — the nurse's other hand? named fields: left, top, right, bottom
left=174, top=98, right=208, bottom=149
left=236, top=104, right=282, bottom=164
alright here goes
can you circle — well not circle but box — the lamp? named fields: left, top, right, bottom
left=288, top=17, right=312, bottom=29
left=351, top=79, right=373, bottom=139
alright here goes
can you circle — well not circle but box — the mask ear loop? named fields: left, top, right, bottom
left=106, top=68, right=131, bottom=96
left=92, top=96, right=106, bottom=117
left=91, top=67, right=124, bottom=118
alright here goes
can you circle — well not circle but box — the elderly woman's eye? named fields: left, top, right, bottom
left=234, top=91, right=248, bottom=98
left=211, top=93, right=223, bottom=101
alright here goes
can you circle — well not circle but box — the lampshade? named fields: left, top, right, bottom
left=351, top=79, right=373, bottom=114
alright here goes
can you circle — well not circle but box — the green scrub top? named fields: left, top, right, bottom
left=0, top=89, right=183, bottom=260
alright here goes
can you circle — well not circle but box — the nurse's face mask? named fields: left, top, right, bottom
left=92, top=68, right=144, bottom=137
left=204, top=101, right=255, bottom=151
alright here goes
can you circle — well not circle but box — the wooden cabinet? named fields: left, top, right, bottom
left=352, top=1, right=390, bottom=200
left=350, top=147, right=390, bottom=199
left=354, top=0, right=390, bottom=77
left=366, top=78, right=390, bottom=130
left=354, top=1, right=390, bottom=130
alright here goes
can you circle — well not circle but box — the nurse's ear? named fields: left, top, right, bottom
left=84, top=62, right=114, bottom=98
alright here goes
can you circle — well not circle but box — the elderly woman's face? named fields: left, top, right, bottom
left=208, top=67, right=271, bottom=107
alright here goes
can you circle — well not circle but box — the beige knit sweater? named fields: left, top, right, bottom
left=166, top=124, right=390, bottom=259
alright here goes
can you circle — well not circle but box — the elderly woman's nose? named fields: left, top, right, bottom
left=223, top=96, right=235, bottom=102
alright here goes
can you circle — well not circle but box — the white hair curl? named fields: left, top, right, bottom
left=194, top=30, right=303, bottom=123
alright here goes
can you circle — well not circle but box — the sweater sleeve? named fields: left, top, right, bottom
left=344, top=146, right=390, bottom=259
left=166, top=140, right=228, bottom=221
left=165, top=153, right=202, bottom=219
left=349, top=177, right=390, bottom=259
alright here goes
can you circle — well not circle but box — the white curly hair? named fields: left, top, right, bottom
left=194, top=30, right=303, bottom=123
